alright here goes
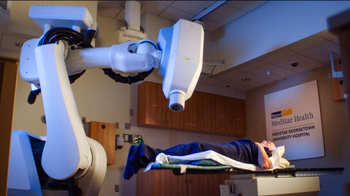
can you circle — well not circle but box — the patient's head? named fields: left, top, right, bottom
left=261, top=140, right=276, bottom=151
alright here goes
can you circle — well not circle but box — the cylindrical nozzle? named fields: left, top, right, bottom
left=169, top=92, right=185, bottom=112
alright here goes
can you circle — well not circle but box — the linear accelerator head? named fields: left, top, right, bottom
left=158, top=19, right=204, bottom=112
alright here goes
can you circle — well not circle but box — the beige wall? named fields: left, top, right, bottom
left=246, top=65, right=350, bottom=196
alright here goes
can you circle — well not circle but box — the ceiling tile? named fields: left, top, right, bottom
left=115, top=10, right=125, bottom=21
left=154, top=1, right=175, bottom=6
left=292, top=62, right=325, bottom=73
left=219, top=82, right=255, bottom=91
left=288, top=35, right=328, bottom=52
left=200, top=18, right=223, bottom=32
left=272, top=53, right=325, bottom=73
left=300, top=45, right=333, bottom=64
left=331, top=38, right=339, bottom=46
left=198, top=76, right=222, bottom=85
left=212, top=68, right=244, bottom=80
left=203, top=4, right=246, bottom=25
left=222, top=72, right=275, bottom=87
left=261, top=49, right=295, bottom=63
left=316, top=41, right=341, bottom=56
left=170, top=1, right=216, bottom=15
left=141, top=1, right=168, bottom=16
left=98, top=6, right=122, bottom=19
left=226, top=1, right=268, bottom=12
left=98, top=1, right=124, bottom=9
left=236, top=60, right=267, bottom=72
left=249, top=77, right=275, bottom=87
left=317, top=30, right=338, bottom=41
left=248, top=63, right=298, bottom=81
left=159, top=7, right=194, bottom=22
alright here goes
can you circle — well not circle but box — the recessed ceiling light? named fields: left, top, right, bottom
left=241, top=78, right=251, bottom=82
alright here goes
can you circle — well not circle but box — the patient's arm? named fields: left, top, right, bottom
left=255, top=142, right=272, bottom=169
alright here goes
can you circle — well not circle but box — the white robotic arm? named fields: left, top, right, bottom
left=13, top=4, right=204, bottom=196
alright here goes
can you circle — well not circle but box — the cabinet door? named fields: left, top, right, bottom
left=181, top=92, right=199, bottom=131
left=85, top=121, right=115, bottom=165
left=215, top=96, right=233, bottom=135
left=137, top=170, right=230, bottom=196
left=136, top=169, right=154, bottom=196
left=164, top=93, right=184, bottom=129
left=137, top=82, right=166, bottom=127
left=166, top=107, right=184, bottom=130
left=154, top=170, right=188, bottom=196
left=226, top=98, right=236, bottom=136
left=233, top=99, right=246, bottom=136
left=188, top=173, right=230, bottom=196
left=197, top=92, right=216, bottom=133
left=137, top=169, right=188, bottom=196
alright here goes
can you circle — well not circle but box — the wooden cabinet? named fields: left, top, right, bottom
left=137, top=81, right=246, bottom=136
left=136, top=169, right=229, bottom=196
left=84, top=121, right=115, bottom=165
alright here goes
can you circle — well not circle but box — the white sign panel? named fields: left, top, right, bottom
left=264, top=80, right=324, bottom=160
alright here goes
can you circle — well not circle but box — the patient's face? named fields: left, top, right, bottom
left=261, top=140, right=276, bottom=151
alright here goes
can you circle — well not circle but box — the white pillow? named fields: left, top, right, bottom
left=280, top=158, right=290, bottom=166
left=277, top=145, right=285, bottom=157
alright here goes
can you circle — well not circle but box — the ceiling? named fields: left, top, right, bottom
left=97, top=1, right=268, bottom=32
left=97, top=1, right=341, bottom=92
left=199, top=30, right=340, bottom=91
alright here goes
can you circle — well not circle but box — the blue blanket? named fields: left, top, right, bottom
left=123, top=138, right=259, bottom=180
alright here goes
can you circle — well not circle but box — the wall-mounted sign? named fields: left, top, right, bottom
left=264, top=80, right=324, bottom=160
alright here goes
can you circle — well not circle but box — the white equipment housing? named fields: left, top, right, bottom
left=114, top=1, right=147, bottom=44
left=29, top=5, right=96, bottom=33
left=220, top=174, right=320, bottom=196
left=115, top=27, right=147, bottom=44
left=158, top=19, right=204, bottom=111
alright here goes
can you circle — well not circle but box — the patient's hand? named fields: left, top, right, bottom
left=255, top=142, right=272, bottom=170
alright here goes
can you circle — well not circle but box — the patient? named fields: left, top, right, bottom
left=123, top=138, right=277, bottom=180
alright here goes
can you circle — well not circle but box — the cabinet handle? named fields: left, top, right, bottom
left=201, top=116, right=204, bottom=130
left=197, top=115, right=201, bottom=129
left=197, top=115, right=199, bottom=129
left=165, top=110, right=168, bottom=124
left=228, top=119, right=232, bottom=133
left=231, top=119, right=235, bottom=133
